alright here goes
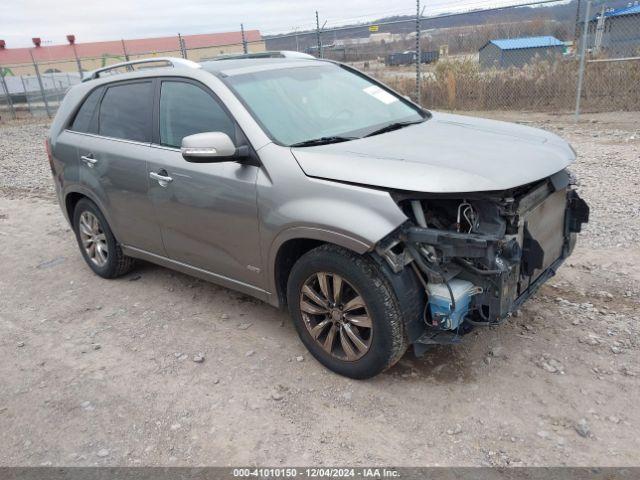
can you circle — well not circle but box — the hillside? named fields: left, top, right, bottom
left=265, top=0, right=632, bottom=51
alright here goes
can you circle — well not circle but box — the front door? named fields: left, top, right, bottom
left=147, top=79, right=263, bottom=287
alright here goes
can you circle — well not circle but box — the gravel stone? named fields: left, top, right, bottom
left=538, top=357, right=564, bottom=374
left=575, top=419, right=591, bottom=438
left=0, top=122, right=54, bottom=197
left=447, top=424, right=463, bottom=435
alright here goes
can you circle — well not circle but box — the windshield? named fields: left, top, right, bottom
left=225, top=63, right=426, bottom=146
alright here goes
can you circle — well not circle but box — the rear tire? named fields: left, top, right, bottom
left=287, top=244, right=407, bottom=379
left=72, top=198, right=135, bottom=279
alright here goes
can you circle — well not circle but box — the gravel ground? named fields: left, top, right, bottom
left=0, top=111, right=639, bottom=466
left=0, top=120, right=53, bottom=198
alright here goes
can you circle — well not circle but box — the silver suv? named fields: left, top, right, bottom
left=47, top=55, right=589, bottom=379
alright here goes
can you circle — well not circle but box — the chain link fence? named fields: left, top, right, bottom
left=1, top=0, right=639, bottom=121
left=0, top=35, right=262, bottom=120
left=313, top=0, right=640, bottom=114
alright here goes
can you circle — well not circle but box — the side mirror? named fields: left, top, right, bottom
left=181, top=132, right=247, bottom=163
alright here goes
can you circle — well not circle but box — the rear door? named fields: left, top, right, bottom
left=56, top=86, right=105, bottom=197
left=147, top=78, right=262, bottom=286
left=75, top=80, right=164, bottom=254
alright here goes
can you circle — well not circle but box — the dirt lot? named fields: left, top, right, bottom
left=0, top=111, right=639, bottom=467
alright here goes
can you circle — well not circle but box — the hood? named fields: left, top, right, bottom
left=291, top=112, right=575, bottom=193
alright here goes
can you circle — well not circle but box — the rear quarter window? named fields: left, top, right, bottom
left=98, top=82, right=153, bottom=143
left=69, top=87, right=103, bottom=133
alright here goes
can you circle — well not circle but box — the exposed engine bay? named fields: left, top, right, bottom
left=376, top=169, right=590, bottom=352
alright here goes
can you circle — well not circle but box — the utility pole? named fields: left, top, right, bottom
left=20, top=75, right=33, bottom=114
left=121, top=39, right=130, bottom=62
left=0, top=68, right=16, bottom=120
left=71, top=43, right=83, bottom=79
left=574, top=0, right=591, bottom=121
left=573, top=0, right=582, bottom=49
left=415, top=0, right=421, bottom=103
left=316, top=11, right=322, bottom=58
left=241, top=23, right=248, bottom=54
left=177, top=33, right=187, bottom=59
left=29, top=49, right=51, bottom=118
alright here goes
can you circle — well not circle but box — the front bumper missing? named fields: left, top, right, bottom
left=413, top=252, right=569, bottom=355
left=380, top=185, right=590, bottom=351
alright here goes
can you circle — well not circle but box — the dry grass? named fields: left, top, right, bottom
left=382, top=58, right=640, bottom=112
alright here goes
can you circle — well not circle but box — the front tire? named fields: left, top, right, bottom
left=72, top=198, right=135, bottom=279
left=287, top=245, right=407, bottom=379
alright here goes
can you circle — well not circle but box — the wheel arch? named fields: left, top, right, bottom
left=270, top=228, right=427, bottom=344
left=62, top=187, right=117, bottom=236
left=269, top=227, right=372, bottom=309
left=64, top=191, right=86, bottom=222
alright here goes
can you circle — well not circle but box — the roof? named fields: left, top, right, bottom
left=83, top=57, right=202, bottom=82
left=602, top=4, right=640, bottom=18
left=483, top=36, right=564, bottom=51
left=202, top=57, right=324, bottom=77
left=205, top=50, right=314, bottom=61
left=0, top=30, right=262, bottom=66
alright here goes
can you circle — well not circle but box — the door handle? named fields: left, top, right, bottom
left=80, top=154, right=98, bottom=167
left=150, top=171, right=173, bottom=186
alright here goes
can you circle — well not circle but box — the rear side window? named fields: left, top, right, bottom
left=159, top=81, right=235, bottom=148
left=70, top=87, right=103, bottom=133
left=98, top=82, right=152, bottom=142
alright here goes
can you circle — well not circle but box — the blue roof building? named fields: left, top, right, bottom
left=488, top=36, right=566, bottom=50
left=601, top=4, right=640, bottom=18
left=586, top=4, right=640, bottom=57
left=479, top=36, right=565, bottom=69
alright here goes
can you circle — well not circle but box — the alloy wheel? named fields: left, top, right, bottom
left=78, top=211, right=109, bottom=267
left=299, top=272, right=373, bottom=361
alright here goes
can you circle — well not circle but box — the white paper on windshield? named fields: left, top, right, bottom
left=363, top=85, right=398, bottom=105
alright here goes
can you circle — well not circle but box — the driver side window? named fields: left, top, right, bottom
left=159, top=81, right=236, bottom=148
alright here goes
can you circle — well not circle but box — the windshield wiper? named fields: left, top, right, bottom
left=290, top=136, right=357, bottom=147
left=364, top=120, right=424, bottom=138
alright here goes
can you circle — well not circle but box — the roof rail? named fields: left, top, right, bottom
left=82, top=57, right=201, bottom=82
left=207, top=50, right=314, bottom=61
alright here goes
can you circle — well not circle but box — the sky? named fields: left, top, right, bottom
left=2, top=0, right=554, bottom=48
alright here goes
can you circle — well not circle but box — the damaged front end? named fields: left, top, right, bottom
left=376, top=169, right=589, bottom=355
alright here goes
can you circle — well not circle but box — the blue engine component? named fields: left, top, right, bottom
left=425, top=279, right=480, bottom=330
